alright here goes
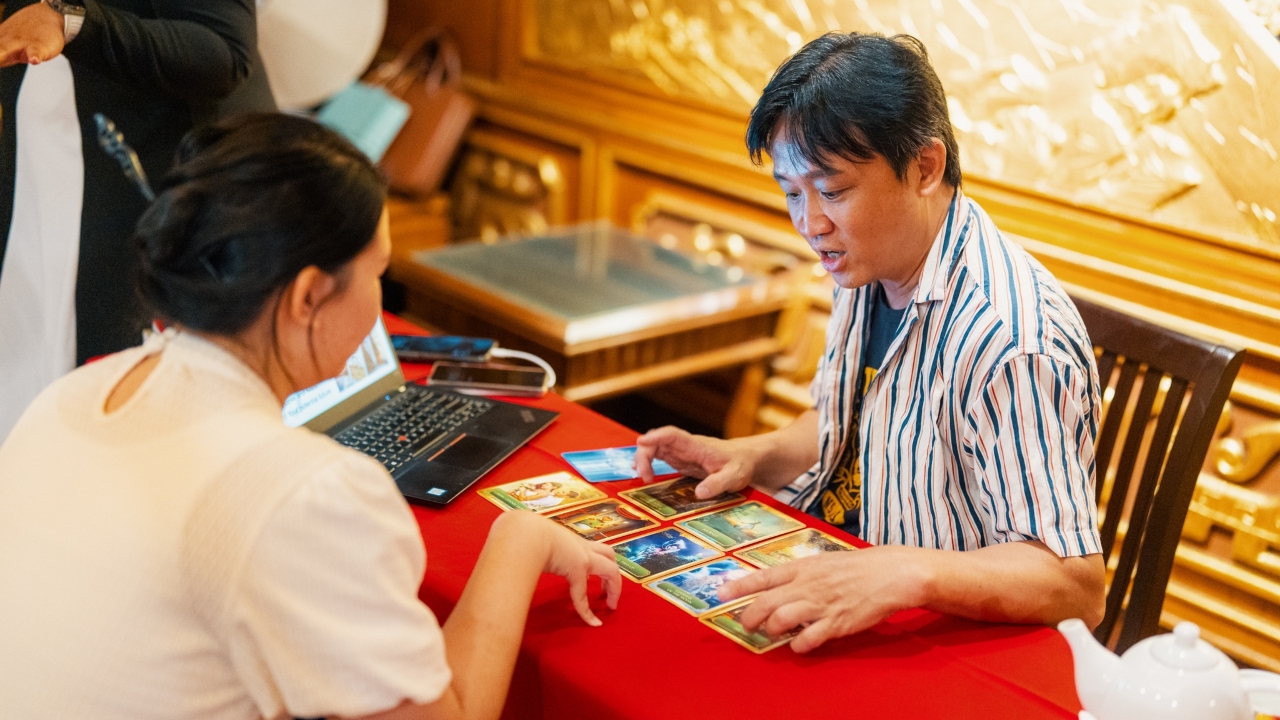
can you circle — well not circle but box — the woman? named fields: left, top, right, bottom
left=0, top=113, right=621, bottom=720
left=0, top=0, right=276, bottom=442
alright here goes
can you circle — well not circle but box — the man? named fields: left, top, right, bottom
left=635, top=32, right=1104, bottom=653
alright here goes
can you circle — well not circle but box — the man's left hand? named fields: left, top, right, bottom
left=717, top=546, right=934, bottom=653
left=0, top=3, right=67, bottom=68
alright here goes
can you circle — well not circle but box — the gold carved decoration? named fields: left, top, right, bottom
left=1185, top=472, right=1280, bottom=579
left=449, top=130, right=567, bottom=242
left=1216, top=419, right=1280, bottom=482
left=532, top=0, right=1280, bottom=254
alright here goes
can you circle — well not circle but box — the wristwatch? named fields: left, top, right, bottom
left=44, top=0, right=87, bottom=43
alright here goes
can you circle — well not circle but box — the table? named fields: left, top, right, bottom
left=387, top=313, right=1085, bottom=720
left=387, top=225, right=793, bottom=435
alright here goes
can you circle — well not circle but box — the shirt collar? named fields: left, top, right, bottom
left=163, top=329, right=283, bottom=414
left=910, top=187, right=969, bottom=307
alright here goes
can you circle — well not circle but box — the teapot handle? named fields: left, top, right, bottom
left=1241, top=668, right=1280, bottom=717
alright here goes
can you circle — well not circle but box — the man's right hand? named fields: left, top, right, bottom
left=634, top=426, right=757, bottom=499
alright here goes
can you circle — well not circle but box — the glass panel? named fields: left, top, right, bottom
left=415, top=225, right=754, bottom=320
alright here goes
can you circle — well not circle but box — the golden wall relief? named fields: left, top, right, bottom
left=531, top=0, right=1280, bottom=253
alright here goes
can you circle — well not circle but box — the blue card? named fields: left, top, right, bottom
left=561, top=445, right=678, bottom=482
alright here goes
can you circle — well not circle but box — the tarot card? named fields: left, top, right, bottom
left=477, top=472, right=607, bottom=514
left=610, top=527, right=723, bottom=582
left=734, top=528, right=856, bottom=568
left=701, top=598, right=800, bottom=653
left=561, top=445, right=678, bottom=482
left=644, top=558, right=754, bottom=616
left=618, top=476, right=744, bottom=520
left=547, top=499, right=658, bottom=541
left=676, top=501, right=806, bottom=551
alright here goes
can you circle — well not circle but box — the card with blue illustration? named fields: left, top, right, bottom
left=610, top=527, right=723, bottom=582
left=644, top=557, right=755, bottom=616
left=561, top=445, right=677, bottom=482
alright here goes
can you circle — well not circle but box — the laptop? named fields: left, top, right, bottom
left=282, top=318, right=559, bottom=505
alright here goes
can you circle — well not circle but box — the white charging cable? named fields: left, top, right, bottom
left=490, top=347, right=557, bottom=391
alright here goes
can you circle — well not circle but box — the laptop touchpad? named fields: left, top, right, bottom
left=432, top=435, right=510, bottom=470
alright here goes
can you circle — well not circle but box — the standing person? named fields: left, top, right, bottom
left=0, top=113, right=622, bottom=720
left=635, top=32, right=1104, bottom=652
left=0, top=0, right=275, bottom=440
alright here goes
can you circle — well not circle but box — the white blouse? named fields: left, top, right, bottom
left=0, top=330, right=452, bottom=720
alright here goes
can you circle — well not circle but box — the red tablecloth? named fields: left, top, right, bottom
left=385, top=314, right=1084, bottom=720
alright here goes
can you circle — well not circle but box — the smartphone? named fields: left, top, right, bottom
left=390, top=334, right=496, bottom=363
left=427, top=361, right=548, bottom=396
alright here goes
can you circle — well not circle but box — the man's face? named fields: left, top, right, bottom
left=771, top=131, right=933, bottom=290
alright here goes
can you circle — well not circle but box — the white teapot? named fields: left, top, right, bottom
left=1058, top=618, right=1280, bottom=720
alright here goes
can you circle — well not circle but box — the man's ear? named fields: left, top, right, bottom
left=282, top=266, right=336, bottom=329
left=914, top=138, right=948, bottom=197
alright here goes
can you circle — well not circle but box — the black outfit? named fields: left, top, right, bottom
left=808, top=283, right=907, bottom=537
left=0, top=0, right=274, bottom=363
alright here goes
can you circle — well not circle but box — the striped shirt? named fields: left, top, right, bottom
left=776, top=190, right=1103, bottom=558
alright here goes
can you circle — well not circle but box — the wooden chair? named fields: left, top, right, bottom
left=1073, top=295, right=1244, bottom=653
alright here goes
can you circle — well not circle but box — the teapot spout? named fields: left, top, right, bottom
left=1058, top=618, right=1122, bottom=714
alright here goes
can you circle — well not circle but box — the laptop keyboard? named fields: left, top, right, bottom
left=334, top=386, right=495, bottom=471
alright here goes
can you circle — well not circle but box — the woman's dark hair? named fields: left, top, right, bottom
left=134, top=112, right=386, bottom=336
left=746, top=32, right=962, bottom=187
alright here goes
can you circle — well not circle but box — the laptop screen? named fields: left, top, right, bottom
left=282, top=317, right=399, bottom=428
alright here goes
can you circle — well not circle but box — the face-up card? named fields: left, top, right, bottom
left=701, top=598, right=800, bottom=653
left=610, top=527, right=723, bottom=582
left=548, top=499, right=658, bottom=541
left=561, top=446, right=678, bottom=482
left=618, top=476, right=744, bottom=520
left=477, top=472, right=607, bottom=514
left=645, top=558, right=754, bottom=616
left=676, top=501, right=806, bottom=551
left=734, top=528, right=856, bottom=568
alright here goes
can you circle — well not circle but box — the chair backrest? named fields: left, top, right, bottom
left=1071, top=295, right=1244, bottom=653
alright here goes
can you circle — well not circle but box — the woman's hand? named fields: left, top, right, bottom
left=539, top=518, right=622, bottom=626
left=0, top=3, right=66, bottom=68
left=493, top=511, right=621, bottom=626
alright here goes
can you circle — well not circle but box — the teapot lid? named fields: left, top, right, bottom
left=1148, top=622, right=1222, bottom=670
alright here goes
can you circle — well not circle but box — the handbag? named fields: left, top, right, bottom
left=366, top=28, right=476, bottom=196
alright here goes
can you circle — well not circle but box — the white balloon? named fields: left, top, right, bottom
left=257, top=0, right=387, bottom=111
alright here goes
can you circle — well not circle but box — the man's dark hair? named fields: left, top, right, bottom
left=746, top=32, right=962, bottom=187
left=134, top=113, right=386, bottom=336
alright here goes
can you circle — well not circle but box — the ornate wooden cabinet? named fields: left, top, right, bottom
left=386, top=0, right=1280, bottom=669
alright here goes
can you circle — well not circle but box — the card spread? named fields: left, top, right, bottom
left=561, top=445, right=677, bottom=482
left=735, top=528, right=856, bottom=568
left=477, top=472, right=607, bottom=514
left=644, top=558, right=755, bottom=616
left=701, top=598, right=800, bottom=653
left=618, top=476, right=744, bottom=520
left=548, top=498, right=658, bottom=541
left=677, top=501, right=806, bottom=551
left=609, top=527, right=723, bottom=582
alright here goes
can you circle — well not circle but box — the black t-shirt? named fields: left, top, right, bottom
left=808, top=284, right=906, bottom=537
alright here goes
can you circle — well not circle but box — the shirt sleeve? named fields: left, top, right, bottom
left=62, top=0, right=256, bottom=101
left=963, top=352, right=1102, bottom=558
left=225, top=452, right=452, bottom=720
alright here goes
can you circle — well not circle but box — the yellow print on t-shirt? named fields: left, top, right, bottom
left=820, top=365, right=879, bottom=526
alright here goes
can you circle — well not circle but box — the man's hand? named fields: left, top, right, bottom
left=718, top=540, right=1105, bottom=654
left=0, top=3, right=66, bottom=68
left=634, top=426, right=759, bottom=498
left=717, top=546, right=933, bottom=653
